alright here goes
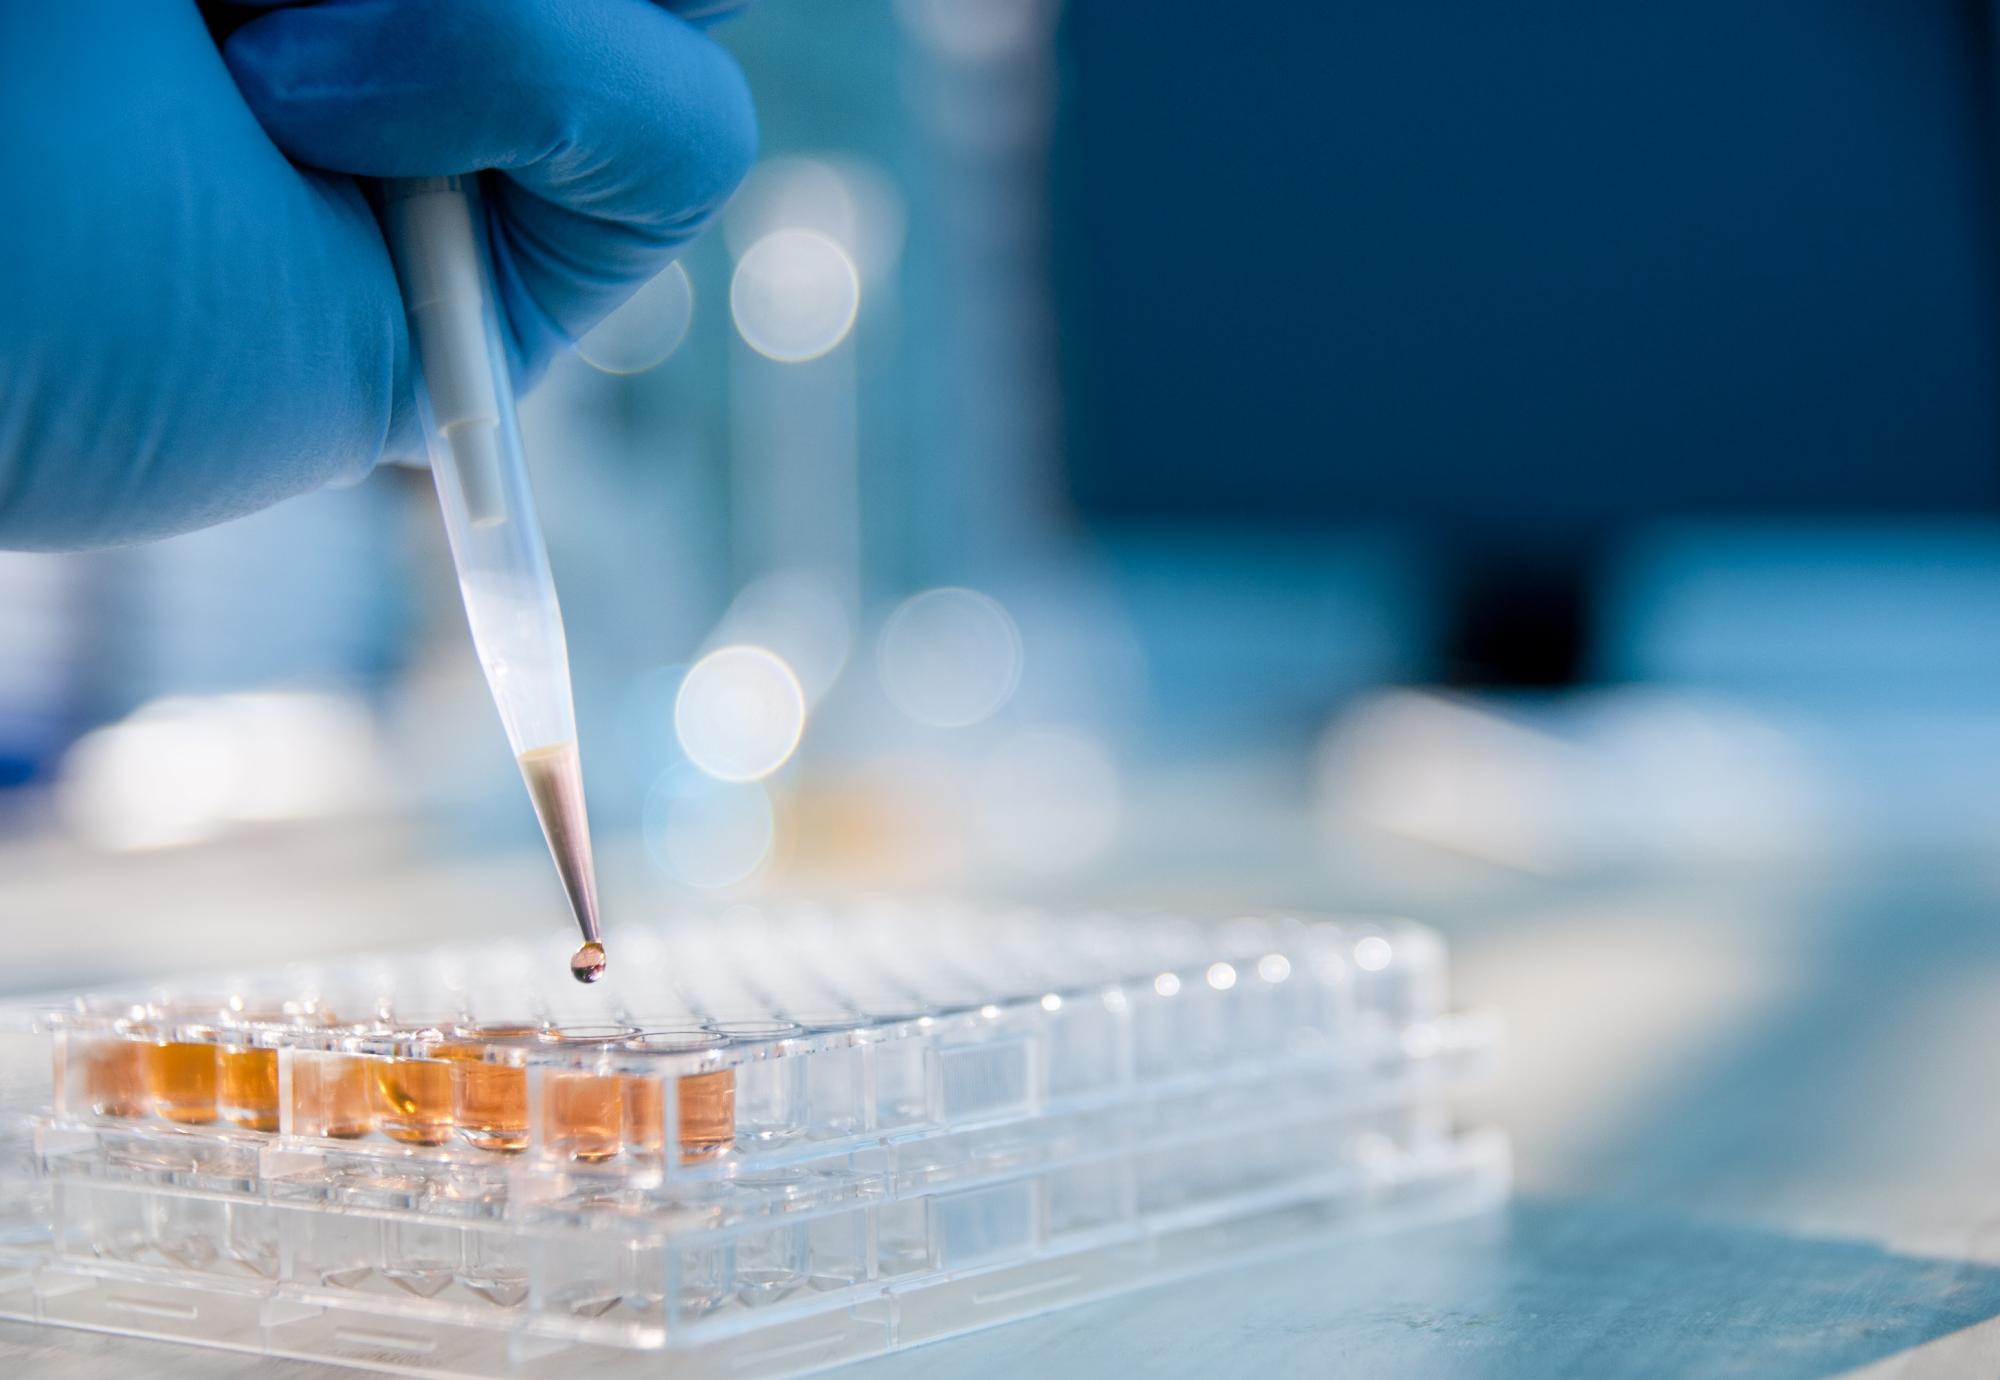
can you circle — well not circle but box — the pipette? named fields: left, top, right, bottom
left=381, top=175, right=607, bottom=985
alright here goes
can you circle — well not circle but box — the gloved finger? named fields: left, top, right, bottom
left=0, top=0, right=399, bottom=548
left=211, top=0, right=746, bottom=27
left=223, top=0, right=756, bottom=373
left=660, top=0, right=752, bottom=24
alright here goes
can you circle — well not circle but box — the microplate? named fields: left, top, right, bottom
left=0, top=904, right=1505, bottom=1377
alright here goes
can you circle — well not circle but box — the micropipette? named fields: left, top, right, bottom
left=381, top=176, right=607, bottom=984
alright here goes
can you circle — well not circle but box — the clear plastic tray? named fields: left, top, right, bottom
left=18, top=907, right=1460, bottom=1179
left=4, top=1130, right=1506, bottom=1379
left=0, top=905, right=1505, bottom=1376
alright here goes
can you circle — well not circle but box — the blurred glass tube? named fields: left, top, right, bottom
left=896, top=0, right=1058, bottom=65
left=727, top=167, right=867, bottom=617
left=896, top=0, right=1066, bottom=578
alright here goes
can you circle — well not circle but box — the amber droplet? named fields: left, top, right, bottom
left=570, top=941, right=607, bottom=984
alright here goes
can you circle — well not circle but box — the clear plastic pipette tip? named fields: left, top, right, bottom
left=517, top=742, right=605, bottom=981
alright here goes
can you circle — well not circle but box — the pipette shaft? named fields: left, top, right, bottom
left=381, top=175, right=604, bottom=975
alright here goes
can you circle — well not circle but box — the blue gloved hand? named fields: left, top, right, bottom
left=0, top=1, right=755, bottom=550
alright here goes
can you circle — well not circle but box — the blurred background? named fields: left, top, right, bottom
left=20, top=9, right=2000, bottom=1362
left=7, top=0, right=2000, bottom=1039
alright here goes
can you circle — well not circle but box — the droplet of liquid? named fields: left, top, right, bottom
left=570, top=941, right=608, bottom=985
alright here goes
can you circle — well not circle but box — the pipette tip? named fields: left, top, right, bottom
left=518, top=742, right=605, bottom=981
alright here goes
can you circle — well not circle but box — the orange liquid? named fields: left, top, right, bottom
left=219, top=1047, right=279, bottom=1132
left=292, top=1053, right=375, bottom=1139
left=681, top=1069, right=736, bottom=1152
left=546, top=1072, right=623, bottom=1162
left=444, top=1028, right=537, bottom=1153
left=623, top=1076, right=665, bottom=1158
left=144, top=1042, right=218, bottom=1125
left=373, top=1058, right=453, bottom=1145
left=80, top=1036, right=146, bottom=1118
left=624, top=1069, right=735, bottom=1163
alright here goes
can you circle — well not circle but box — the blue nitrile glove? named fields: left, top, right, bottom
left=0, top=1, right=755, bottom=551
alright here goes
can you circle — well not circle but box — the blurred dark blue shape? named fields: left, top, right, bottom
left=1056, top=2, right=2000, bottom=533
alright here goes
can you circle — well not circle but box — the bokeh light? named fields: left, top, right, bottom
left=725, top=158, right=906, bottom=284
left=574, top=262, right=695, bottom=375
left=731, top=229, right=861, bottom=363
left=674, top=645, right=807, bottom=783
left=642, top=766, right=774, bottom=891
left=877, top=587, right=1024, bottom=728
left=713, top=570, right=852, bottom=706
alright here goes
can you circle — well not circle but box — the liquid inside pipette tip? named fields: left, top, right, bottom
left=570, top=941, right=607, bottom=984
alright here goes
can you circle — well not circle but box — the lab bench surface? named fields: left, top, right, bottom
left=6, top=839, right=2000, bottom=1376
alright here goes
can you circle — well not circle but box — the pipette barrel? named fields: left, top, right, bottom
left=381, top=175, right=604, bottom=965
